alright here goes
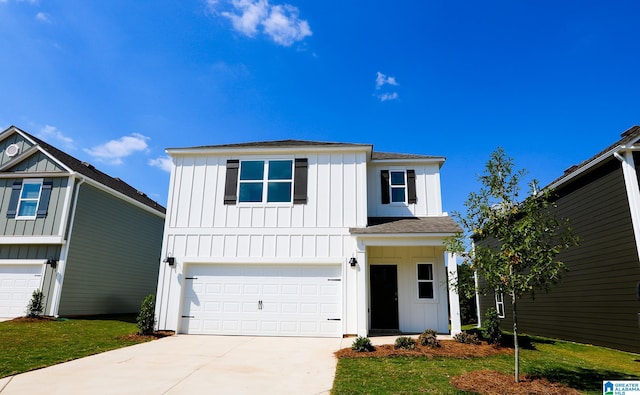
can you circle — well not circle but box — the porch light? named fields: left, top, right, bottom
left=163, top=256, right=175, bottom=266
left=349, top=257, right=358, bottom=267
left=46, top=258, right=57, bottom=269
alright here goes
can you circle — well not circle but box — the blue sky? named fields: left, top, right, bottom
left=2, top=0, right=640, bottom=216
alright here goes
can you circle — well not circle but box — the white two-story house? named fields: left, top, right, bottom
left=155, top=140, right=461, bottom=337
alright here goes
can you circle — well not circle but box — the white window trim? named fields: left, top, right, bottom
left=495, top=292, right=505, bottom=318
left=388, top=168, right=407, bottom=205
left=16, top=178, right=43, bottom=220
left=416, top=262, right=437, bottom=302
left=237, top=159, right=294, bottom=205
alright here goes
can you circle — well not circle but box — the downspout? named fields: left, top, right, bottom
left=49, top=176, right=85, bottom=317
left=614, top=150, right=640, bottom=263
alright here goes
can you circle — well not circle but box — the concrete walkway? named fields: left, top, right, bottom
left=0, top=335, right=356, bottom=395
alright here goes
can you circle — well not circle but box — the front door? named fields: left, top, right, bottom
left=370, top=265, right=399, bottom=330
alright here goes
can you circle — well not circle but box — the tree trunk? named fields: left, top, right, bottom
left=512, top=291, right=519, bottom=383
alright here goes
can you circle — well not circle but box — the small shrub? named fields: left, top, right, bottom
left=483, top=307, right=502, bottom=345
left=26, top=289, right=45, bottom=318
left=394, top=336, right=416, bottom=350
left=136, top=294, right=156, bottom=335
left=351, top=336, right=374, bottom=352
left=418, top=329, right=440, bottom=348
left=453, top=331, right=481, bottom=345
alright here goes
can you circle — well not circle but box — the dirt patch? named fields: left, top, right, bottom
left=9, top=316, right=57, bottom=323
left=451, top=370, right=582, bottom=395
left=119, top=331, right=175, bottom=341
left=335, top=340, right=512, bottom=359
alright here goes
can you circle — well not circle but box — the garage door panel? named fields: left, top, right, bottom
left=0, top=264, right=43, bottom=319
left=181, top=264, right=342, bottom=337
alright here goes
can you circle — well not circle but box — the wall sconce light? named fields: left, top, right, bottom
left=349, top=257, right=358, bottom=267
left=163, top=256, right=175, bottom=266
left=46, top=258, right=58, bottom=269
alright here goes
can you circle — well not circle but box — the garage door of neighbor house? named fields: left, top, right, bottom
left=181, top=264, right=342, bottom=337
left=0, top=264, right=43, bottom=318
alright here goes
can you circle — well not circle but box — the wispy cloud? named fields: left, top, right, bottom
left=37, top=125, right=74, bottom=149
left=84, top=133, right=149, bottom=165
left=207, top=0, right=312, bottom=47
left=35, top=12, right=52, bottom=23
left=375, top=71, right=399, bottom=102
left=148, top=156, right=173, bottom=173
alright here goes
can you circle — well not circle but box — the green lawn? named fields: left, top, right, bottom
left=332, top=335, right=640, bottom=394
left=0, top=315, right=152, bottom=378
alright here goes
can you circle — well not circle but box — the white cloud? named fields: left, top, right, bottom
left=37, top=125, right=74, bottom=148
left=148, top=156, right=173, bottom=173
left=378, top=92, right=399, bottom=102
left=35, top=12, right=51, bottom=23
left=376, top=71, right=398, bottom=89
left=208, top=0, right=311, bottom=47
left=84, top=133, right=149, bottom=165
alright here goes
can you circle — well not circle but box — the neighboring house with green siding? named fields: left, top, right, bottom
left=0, top=126, right=165, bottom=319
left=477, top=126, right=640, bottom=354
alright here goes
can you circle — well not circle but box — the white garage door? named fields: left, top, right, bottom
left=181, top=264, right=342, bottom=337
left=0, top=264, right=43, bottom=318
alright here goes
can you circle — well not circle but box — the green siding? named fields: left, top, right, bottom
left=8, top=152, right=65, bottom=173
left=478, top=159, right=640, bottom=354
left=0, top=177, right=68, bottom=236
left=58, top=183, right=163, bottom=315
left=0, top=134, right=35, bottom=167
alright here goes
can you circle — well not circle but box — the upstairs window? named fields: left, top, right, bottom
left=390, top=171, right=406, bottom=203
left=417, top=263, right=435, bottom=299
left=17, top=180, right=42, bottom=218
left=6, top=179, right=53, bottom=219
left=381, top=169, right=417, bottom=205
left=238, top=160, right=293, bottom=203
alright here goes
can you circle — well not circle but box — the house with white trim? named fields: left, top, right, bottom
left=0, top=126, right=165, bottom=319
left=155, top=139, right=461, bottom=337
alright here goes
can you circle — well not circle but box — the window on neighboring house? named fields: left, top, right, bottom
left=495, top=292, right=505, bottom=318
left=381, top=169, right=417, bottom=204
left=417, top=263, right=435, bottom=299
left=238, top=160, right=293, bottom=203
left=7, top=179, right=53, bottom=219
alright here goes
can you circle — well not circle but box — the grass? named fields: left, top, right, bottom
left=0, top=315, right=152, bottom=378
left=332, top=333, right=640, bottom=394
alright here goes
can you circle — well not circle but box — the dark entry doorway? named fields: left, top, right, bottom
left=370, top=265, right=399, bottom=330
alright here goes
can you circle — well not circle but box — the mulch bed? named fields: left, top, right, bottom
left=9, top=316, right=58, bottom=323
left=118, top=331, right=175, bottom=341
left=450, top=370, right=583, bottom=395
left=335, top=340, right=512, bottom=359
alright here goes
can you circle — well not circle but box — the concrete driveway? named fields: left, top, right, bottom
left=0, top=335, right=352, bottom=395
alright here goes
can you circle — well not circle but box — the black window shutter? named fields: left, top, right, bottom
left=407, top=169, right=417, bottom=204
left=224, top=160, right=240, bottom=205
left=6, top=181, right=22, bottom=218
left=293, top=158, right=308, bottom=204
left=36, top=181, right=53, bottom=218
left=381, top=170, right=390, bottom=204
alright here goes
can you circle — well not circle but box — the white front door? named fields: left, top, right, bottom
left=0, top=264, right=43, bottom=318
left=181, top=264, right=342, bottom=337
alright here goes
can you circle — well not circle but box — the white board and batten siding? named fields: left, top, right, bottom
left=157, top=150, right=369, bottom=335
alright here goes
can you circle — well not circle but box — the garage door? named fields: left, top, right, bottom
left=181, top=264, right=342, bottom=337
left=0, top=264, right=43, bottom=318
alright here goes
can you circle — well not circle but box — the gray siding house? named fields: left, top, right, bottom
left=0, top=126, right=165, bottom=319
left=478, top=126, right=640, bottom=354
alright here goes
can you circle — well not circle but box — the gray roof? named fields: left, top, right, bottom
left=170, top=139, right=371, bottom=150
left=15, top=127, right=166, bottom=214
left=371, top=151, right=444, bottom=160
left=350, top=216, right=462, bottom=234
left=549, top=125, right=640, bottom=188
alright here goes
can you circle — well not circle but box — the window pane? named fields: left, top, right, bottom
left=239, top=183, right=263, bottom=202
left=390, top=171, right=405, bottom=185
left=391, top=187, right=405, bottom=202
left=18, top=201, right=37, bottom=217
left=268, top=160, right=292, bottom=180
left=418, top=282, right=434, bottom=299
left=267, top=182, right=292, bottom=202
left=240, top=161, right=264, bottom=180
left=21, top=183, right=41, bottom=199
left=418, top=264, right=433, bottom=280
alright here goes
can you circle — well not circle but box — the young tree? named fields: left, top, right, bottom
left=446, top=147, right=578, bottom=383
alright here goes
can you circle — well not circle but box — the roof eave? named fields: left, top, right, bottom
left=166, top=144, right=374, bottom=157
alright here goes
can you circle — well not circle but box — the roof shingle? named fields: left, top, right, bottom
left=350, top=216, right=461, bottom=234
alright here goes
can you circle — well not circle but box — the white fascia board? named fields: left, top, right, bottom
left=354, top=233, right=455, bottom=247
left=166, top=144, right=373, bottom=157
left=0, top=172, right=70, bottom=179
left=164, top=227, right=351, bottom=236
left=177, top=257, right=344, bottom=265
left=76, top=173, right=166, bottom=219
left=0, top=259, right=46, bottom=265
left=0, top=236, right=65, bottom=244
left=371, top=158, right=445, bottom=166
